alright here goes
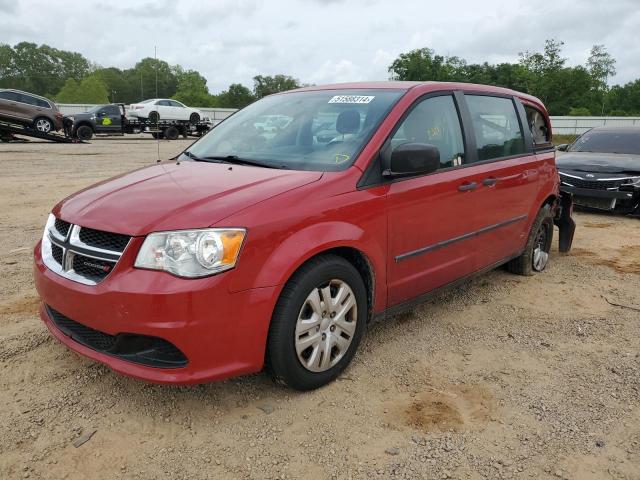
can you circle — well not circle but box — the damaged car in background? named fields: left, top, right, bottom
left=557, top=127, right=640, bottom=215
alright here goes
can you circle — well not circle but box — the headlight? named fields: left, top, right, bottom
left=134, top=228, right=246, bottom=278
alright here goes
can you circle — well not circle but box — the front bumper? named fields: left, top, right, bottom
left=34, top=239, right=278, bottom=384
left=560, top=185, right=640, bottom=213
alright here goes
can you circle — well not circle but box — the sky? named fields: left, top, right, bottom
left=1, top=0, right=639, bottom=92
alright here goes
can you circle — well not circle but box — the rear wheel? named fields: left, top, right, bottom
left=148, top=111, right=160, bottom=123
left=33, top=117, right=53, bottom=133
left=267, top=255, right=367, bottom=390
left=506, top=205, right=554, bottom=276
left=76, top=125, right=93, bottom=141
left=189, top=112, right=200, bottom=125
left=164, top=126, right=179, bottom=140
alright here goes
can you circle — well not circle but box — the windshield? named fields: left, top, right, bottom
left=570, top=129, right=640, bottom=155
left=186, top=89, right=404, bottom=171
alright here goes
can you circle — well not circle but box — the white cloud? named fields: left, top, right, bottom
left=1, top=0, right=638, bottom=91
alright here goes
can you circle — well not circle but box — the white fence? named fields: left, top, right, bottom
left=57, top=104, right=237, bottom=124
left=550, top=116, right=640, bottom=135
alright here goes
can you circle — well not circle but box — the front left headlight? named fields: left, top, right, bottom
left=134, top=228, right=246, bottom=278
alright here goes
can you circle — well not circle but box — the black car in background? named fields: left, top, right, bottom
left=557, top=127, right=640, bottom=215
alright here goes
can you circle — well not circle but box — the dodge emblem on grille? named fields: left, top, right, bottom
left=83, top=260, right=111, bottom=272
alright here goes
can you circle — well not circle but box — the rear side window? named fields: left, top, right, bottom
left=390, top=95, right=465, bottom=169
left=466, top=95, right=525, bottom=161
left=18, top=94, right=38, bottom=106
left=525, top=105, right=551, bottom=147
left=169, top=100, right=184, bottom=107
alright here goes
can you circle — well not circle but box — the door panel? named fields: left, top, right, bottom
left=386, top=93, right=482, bottom=306
left=387, top=169, right=484, bottom=306
left=461, top=94, right=539, bottom=267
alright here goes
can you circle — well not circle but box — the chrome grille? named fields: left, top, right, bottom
left=41, top=215, right=131, bottom=286
left=559, top=172, right=638, bottom=191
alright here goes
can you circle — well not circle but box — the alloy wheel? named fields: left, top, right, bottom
left=532, top=223, right=550, bottom=271
left=36, top=119, right=51, bottom=133
left=294, top=279, right=357, bottom=372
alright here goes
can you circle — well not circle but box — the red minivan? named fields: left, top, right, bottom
left=34, top=82, right=575, bottom=390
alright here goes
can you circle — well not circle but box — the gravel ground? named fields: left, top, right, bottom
left=0, top=137, right=639, bottom=480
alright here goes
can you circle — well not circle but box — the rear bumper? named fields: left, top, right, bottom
left=34, top=240, right=278, bottom=384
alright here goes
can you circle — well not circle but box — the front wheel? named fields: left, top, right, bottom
left=267, top=255, right=367, bottom=390
left=506, top=205, right=554, bottom=276
left=189, top=112, right=200, bottom=125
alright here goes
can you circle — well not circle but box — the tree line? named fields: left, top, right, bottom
left=0, top=42, right=302, bottom=108
left=1, top=40, right=639, bottom=115
left=389, top=40, right=639, bottom=116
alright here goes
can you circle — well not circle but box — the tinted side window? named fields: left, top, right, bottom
left=105, top=105, right=120, bottom=115
left=36, top=98, right=51, bottom=108
left=157, top=100, right=171, bottom=106
left=18, top=94, right=38, bottom=106
left=390, top=95, right=465, bottom=169
left=169, top=100, right=183, bottom=107
left=0, top=91, right=18, bottom=100
left=466, top=95, right=525, bottom=161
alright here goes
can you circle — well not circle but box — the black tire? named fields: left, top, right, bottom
left=506, top=205, right=554, bottom=276
left=76, top=125, right=93, bottom=141
left=148, top=111, right=160, bottom=123
left=164, top=126, right=179, bottom=140
left=189, top=112, right=200, bottom=125
left=267, top=255, right=367, bottom=391
left=33, top=117, right=53, bottom=133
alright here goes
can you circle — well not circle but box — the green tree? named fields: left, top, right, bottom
left=0, top=42, right=90, bottom=96
left=568, top=107, right=591, bottom=116
left=253, top=74, right=300, bottom=98
left=55, top=75, right=109, bottom=103
left=124, top=58, right=178, bottom=102
left=216, top=83, right=255, bottom=108
left=172, top=67, right=214, bottom=107
left=94, top=67, right=135, bottom=103
left=388, top=47, right=467, bottom=81
left=587, top=45, right=616, bottom=115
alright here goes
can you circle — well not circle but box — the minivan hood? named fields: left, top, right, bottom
left=54, top=161, right=323, bottom=236
left=556, top=151, right=640, bottom=174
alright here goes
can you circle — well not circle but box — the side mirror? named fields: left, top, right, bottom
left=383, top=143, right=440, bottom=178
left=556, top=144, right=569, bottom=152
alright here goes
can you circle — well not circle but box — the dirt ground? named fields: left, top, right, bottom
left=0, top=137, right=639, bottom=480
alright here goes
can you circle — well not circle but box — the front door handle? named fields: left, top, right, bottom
left=482, top=177, right=498, bottom=186
left=458, top=181, right=477, bottom=192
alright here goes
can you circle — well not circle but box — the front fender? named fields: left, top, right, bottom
left=229, top=221, right=387, bottom=310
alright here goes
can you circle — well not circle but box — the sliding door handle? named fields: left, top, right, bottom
left=458, top=181, right=477, bottom=192
left=482, top=177, right=498, bottom=186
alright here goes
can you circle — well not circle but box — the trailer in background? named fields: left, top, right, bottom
left=0, top=118, right=79, bottom=143
left=67, top=104, right=212, bottom=141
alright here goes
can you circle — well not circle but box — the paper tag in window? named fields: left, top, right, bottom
left=328, top=95, right=375, bottom=104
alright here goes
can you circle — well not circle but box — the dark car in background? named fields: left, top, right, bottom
left=557, top=127, right=640, bottom=215
left=0, top=89, right=63, bottom=133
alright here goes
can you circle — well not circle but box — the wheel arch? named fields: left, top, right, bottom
left=74, top=120, right=94, bottom=131
left=231, top=222, right=384, bottom=322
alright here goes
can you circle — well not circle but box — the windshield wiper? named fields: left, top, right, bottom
left=201, top=155, right=281, bottom=169
left=182, top=150, right=208, bottom=161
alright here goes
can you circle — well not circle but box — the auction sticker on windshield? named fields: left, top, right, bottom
left=328, top=95, right=375, bottom=104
